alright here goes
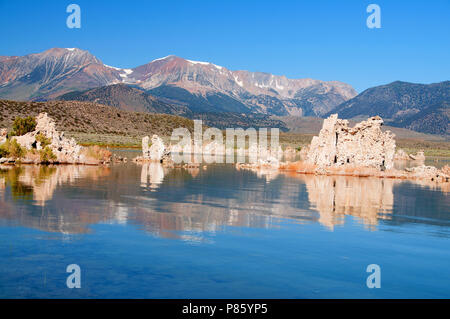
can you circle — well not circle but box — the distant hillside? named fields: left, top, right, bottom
left=0, top=99, right=194, bottom=137
left=192, top=112, right=288, bottom=131
left=274, top=115, right=447, bottom=141
left=147, top=84, right=251, bottom=114
left=393, top=101, right=449, bottom=135
left=57, top=84, right=190, bottom=116
left=0, top=99, right=287, bottom=140
left=328, top=81, right=449, bottom=135
left=55, top=84, right=288, bottom=130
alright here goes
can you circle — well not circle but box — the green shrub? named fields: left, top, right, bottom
left=39, top=146, right=56, bottom=162
left=12, top=116, right=36, bottom=136
left=0, top=138, right=26, bottom=158
left=36, top=133, right=51, bottom=148
left=0, top=146, right=8, bottom=158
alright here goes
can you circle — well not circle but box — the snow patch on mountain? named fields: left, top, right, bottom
left=234, top=75, right=243, bottom=87
left=104, top=64, right=134, bottom=79
left=151, top=55, right=174, bottom=62
left=187, top=59, right=209, bottom=66
left=104, top=64, right=122, bottom=71
left=187, top=59, right=224, bottom=71
left=275, top=81, right=284, bottom=91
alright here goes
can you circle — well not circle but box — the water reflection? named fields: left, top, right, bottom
left=0, top=162, right=448, bottom=239
left=301, top=175, right=394, bottom=230
left=0, top=165, right=110, bottom=205
left=0, top=165, right=113, bottom=234
left=140, top=162, right=165, bottom=190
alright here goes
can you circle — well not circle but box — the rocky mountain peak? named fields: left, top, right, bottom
left=0, top=48, right=357, bottom=116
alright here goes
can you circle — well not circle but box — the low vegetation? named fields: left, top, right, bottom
left=10, top=116, right=36, bottom=136
left=35, top=133, right=51, bottom=147
left=39, top=146, right=57, bottom=162
left=396, top=138, right=450, bottom=157
left=0, top=138, right=26, bottom=158
left=0, top=100, right=195, bottom=138
left=81, top=145, right=112, bottom=162
left=1, top=100, right=448, bottom=158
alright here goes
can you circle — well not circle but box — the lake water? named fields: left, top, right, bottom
left=0, top=150, right=449, bottom=298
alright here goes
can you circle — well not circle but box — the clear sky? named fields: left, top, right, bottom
left=0, top=0, right=449, bottom=92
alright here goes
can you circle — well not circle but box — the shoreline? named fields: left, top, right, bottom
left=236, top=160, right=450, bottom=185
left=64, top=132, right=450, bottom=157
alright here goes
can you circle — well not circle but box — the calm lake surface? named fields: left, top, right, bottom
left=0, top=150, right=449, bottom=298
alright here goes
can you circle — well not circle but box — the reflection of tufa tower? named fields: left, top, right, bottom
left=12, top=165, right=108, bottom=206
left=0, top=165, right=112, bottom=234
left=140, top=162, right=165, bottom=190
left=302, top=175, right=395, bottom=230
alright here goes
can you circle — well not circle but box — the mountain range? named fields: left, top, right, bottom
left=0, top=48, right=356, bottom=116
left=0, top=48, right=448, bottom=135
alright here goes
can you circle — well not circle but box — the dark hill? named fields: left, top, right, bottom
left=57, top=84, right=191, bottom=116
left=328, top=81, right=449, bottom=135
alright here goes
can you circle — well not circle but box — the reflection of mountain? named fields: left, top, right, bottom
left=0, top=164, right=448, bottom=239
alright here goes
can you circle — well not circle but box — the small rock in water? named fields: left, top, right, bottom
left=409, top=151, right=425, bottom=162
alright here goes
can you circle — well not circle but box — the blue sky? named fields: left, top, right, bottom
left=0, top=0, right=449, bottom=92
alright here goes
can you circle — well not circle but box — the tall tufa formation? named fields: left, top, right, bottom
left=142, top=135, right=166, bottom=162
left=306, top=114, right=396, bottom=170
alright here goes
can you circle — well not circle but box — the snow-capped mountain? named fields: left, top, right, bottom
left=0, top=48, right=357, bottom=116
left=0, top=48, right=128, bottom=100
left=120, top=55, right=356, bottom=116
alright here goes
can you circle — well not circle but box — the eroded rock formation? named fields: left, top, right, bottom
left=2, top=113, right=111, bottom=164
left=137, top=134, right=170, bottom=164
left=142, top=136, right=150, bottom=158
left=405, top=165, right=449, bottom=183
left=13, top=113, right=83, bottom=163
left=306, top=114, right=396, bottom=170
left=146, top=135, right=165, bottom=161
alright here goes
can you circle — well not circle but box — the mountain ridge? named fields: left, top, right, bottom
left=56, top=83, right=288, bottom=130
left=328, top=80, right=449, bottom=135
left=0, top=48, right=357, bottom=116
left=58, top=83, right=191, bottom=116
